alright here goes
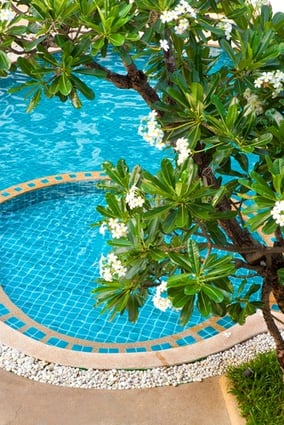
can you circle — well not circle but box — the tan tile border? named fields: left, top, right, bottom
left=1, top=311, right=283, bottom=370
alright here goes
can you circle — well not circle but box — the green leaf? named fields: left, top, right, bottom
left=175, top=204, right=190, bottom=228
left=245, top=210, right=271, bottom=232
left=225, top=98, right=239, bottom=129
left=0, top=50, right=10, bottom=71
left=184, top=282, right=201, bottom=295
left=102, top=161, right=128, bottom=187
left=277, top=268, right=284, bottom=285
left=76, top=66, right=107, bottom=78
left=70, top=89, right=82, bottom=109
left=70, top=74, right=95, bottom=100
left=58, top=74, right=72, bottom=96
left=26, top=89, right=42, bottom=113
left=219, top=39, right=238, bottom=66
left=179, top=296, right=195, bottom=326
left=168, top=252, right=193, bottom=272
left=201, top=285, right=224, bottom=303
left=105, top=193, right=123, bottom=216
left=187, top=239, right=201, bottom=275
left=160, top=158, right=176, bottom=188
left=109, top=33, right=125, bottom=46
left=127, top=295, right=139, bottom=322
left=197, top=292, right=212, bottom=316
left=261, top=218, right=277, bottom=235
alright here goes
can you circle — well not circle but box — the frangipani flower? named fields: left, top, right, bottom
left=138, top=110, right=165, bottom=150
left=126, top=185, right=145, bottom=209
left=153, top=281, right=173, bottom=312
left=271, top=200, right=284, bottom=226
left=99, top=218, right=128, bottom=239
left=174, top=137, right=192, bottom=165
left=99, top=253, right=127, bottom=282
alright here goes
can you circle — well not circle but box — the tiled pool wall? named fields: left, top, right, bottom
left=0, top=172, right=103, bottom=203
left=1, top=172, right=273, bottom=357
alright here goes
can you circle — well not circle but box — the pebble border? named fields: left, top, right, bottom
left=0, top=331, right=283, bottom=390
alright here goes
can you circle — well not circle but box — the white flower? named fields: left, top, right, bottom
left=138, top=110, right=165, bottom=149
left=174, top=137, right=192, bottom=165
left=126, top=185, right=145, bottom=210
left=99, top=219, right=128, bottom=239
left=174, top=18, right=189, bottom=35
left=99, top=253, right=127, bottom=282
left=160, top=39, right=170, bottom=52
left=0, top=7, right=14, bottom=22
left=148, top=110, right=158, bottom=120
left=243, top=88, right=264, bottom=115
left=160, top=10, right=179, bottom=24
left=152, top=281, right=173, bottom=312
left=178, top=1, right=197, bottom=19
left=160, top=0, right=197, bottom=24
left=217, top=18, right=233, bottom=40
left=99, top=222, right=107, bottom=235
left=108, top=218, right=128, bottom=239
left=254, top=70, right=284, bottom=97
left=246, top=0, right=269, bottom=12
left=271, top=200, right=284, bottom=226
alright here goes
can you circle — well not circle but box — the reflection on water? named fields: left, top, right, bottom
left=0, top=64, right=167, bottom=190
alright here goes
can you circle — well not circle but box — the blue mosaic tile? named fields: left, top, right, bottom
left=40, top=179, right=49, bottom=184
left=14, top=187, right=23, bottom=192
left=98, top=348, right=120, bottom=353
left=198, top=326, right=219, bottom=339
left=151, top=342, right=172, bottom=351
left=0, top=303, right=10, bottom=316
left=216, top=316, right=236, bottom=328
left=24, top=327, right=46, bottom=340
left=271, top=304, right=280, bottom=311
left=1, top=192, right=11, bottom=197
left=27, top=183, right=36, bottom=187
left=176, top=335, right=196, bottom=346
left=47, top=337, right=69, bottom=348
left=72, top=344, right=93, bottom=352
left=125, top=347, right=147, bottom=353
left=4, top=316, right=25, bottom=330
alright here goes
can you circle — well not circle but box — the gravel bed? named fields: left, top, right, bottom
left=0, top=332, right=282, bottom=390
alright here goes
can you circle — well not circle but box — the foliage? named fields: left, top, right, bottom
left=227, top=351, right=284, bottom=425
left=1, top=0, right=284, bottom=364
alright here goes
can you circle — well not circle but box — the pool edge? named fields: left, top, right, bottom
left=1, top=311, right=283, bottom=370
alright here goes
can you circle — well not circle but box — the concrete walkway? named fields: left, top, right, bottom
left=0, top=368, right=236, bottom=425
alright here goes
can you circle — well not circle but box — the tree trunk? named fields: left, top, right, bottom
left=88, top=61, right=161, bottom=108
left=262, top=277, right=284, bottom=376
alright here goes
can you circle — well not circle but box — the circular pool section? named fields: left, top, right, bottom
left=1, top=174, right=224, bottom=352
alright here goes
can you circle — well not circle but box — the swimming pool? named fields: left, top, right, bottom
left=0, top=53, right=236, bottom=354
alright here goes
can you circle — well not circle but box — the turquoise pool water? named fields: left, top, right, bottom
left=0, top=52, right=235, bottom=347
left=1, top=181, right=210, bottom=344
left=0, top=54, right=166, bottom=191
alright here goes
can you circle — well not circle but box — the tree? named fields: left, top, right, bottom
left=1, top=0, right=284, bottom=372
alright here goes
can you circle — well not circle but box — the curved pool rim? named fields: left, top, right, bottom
left=0, top=172, right=280, bottom=369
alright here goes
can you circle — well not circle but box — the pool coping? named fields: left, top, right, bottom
left=1, top=173, right=283, bottom=369
left=1, top=311, right=283, bottom=369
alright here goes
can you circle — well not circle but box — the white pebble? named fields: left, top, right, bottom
left=0, top=331, right=282, bottom=390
